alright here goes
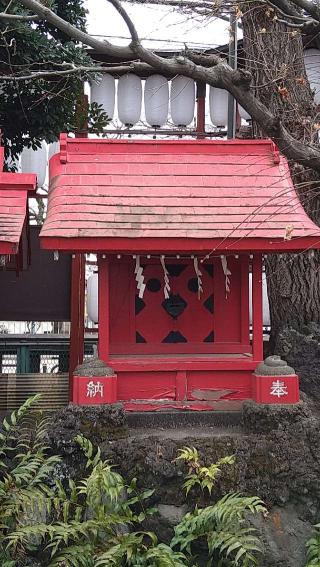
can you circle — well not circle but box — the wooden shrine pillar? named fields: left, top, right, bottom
left=240, top=255, right=250, bottom=347
left=98, top=254, right=110, bottom=363
left=196, top=82, right=206, bottom=138
left=252, top=253, right=263, bottom=362
left=69, top=92, right=88, bottom=399
left=69, top=253, right=85, bottom=399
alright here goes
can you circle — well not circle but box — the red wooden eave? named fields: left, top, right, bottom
left=0, top=147, right=36, bottom=254
left=40, top=135, right=320, bottom=253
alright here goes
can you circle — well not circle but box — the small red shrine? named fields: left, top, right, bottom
left=40, top=135, right=320, bottom=410
left=0, top=146, right=36, bottom=268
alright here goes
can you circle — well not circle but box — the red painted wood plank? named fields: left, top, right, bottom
left=109, top=343, right=251, bottom=355
left=98, top=255, right=110, bottom=362
left=64, top=138, right=275, bottom=156
left=50, top=174, right=285, bottom=188
left=240, top=256, right=250, bottom=345
left=0, top=172, right=36, bottom=189
left=47, top=196, right=291, bottom=209
left=40, top=235, right=320, bottom=252
left=42, top=222, right=298, bottom=233
left=67, top=153, right=276, bottom=165
left=117, top=371, right=176, bottom=401
left=69, top=254, right=85, bottom=397
left=61, top=162, right=282, bottom=176
left=187, top=370, right=252, bottom=400
left=252, top=254, right=263, bottom=362
left=110, top=358, right=257, bottom=372
left=42, top=213, right=302, bottom=226
left=123, top=400, right=246, bottom=411
left=49, top=181, right=291, bottom=197
left=0, top=193, right=27, bottom=202
left=176, top=371, right=187, bottom=401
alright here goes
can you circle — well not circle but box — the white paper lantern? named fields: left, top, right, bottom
left=118, top=74, right=142, bottom=126
left=304, top=49, right=320, bottom=105
left=48, top=141, right=60, bottom=160
left=170, top=76, right=195, bottom=126
left=144, top=75, right=169, bottom=127
left=87, top=273, right=98, bottom=324
left=91, top=74, right=115, bottom=119
left=239, top=105, right=251, bottom=121
left=21, top=141, right=47, bottom=188
left=249, top=272, right=270, bottom=327
left=209, top=87, right=228, bottom=127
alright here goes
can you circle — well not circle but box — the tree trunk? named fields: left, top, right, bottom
left=241, top=2, right=320, bottom=342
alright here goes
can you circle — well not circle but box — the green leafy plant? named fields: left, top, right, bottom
left=0, top=398, right=186, bottom=566
left=176, top=446, right=235, bottom=495
left=172, top=493, right=266, bottom=566
left=0, top=398, right=266, bottom=566
left=173, top=447, right=266, bottom=566
left=305, top=525, right=320, bottom=566
left=0, top=395, right=61, bottom=565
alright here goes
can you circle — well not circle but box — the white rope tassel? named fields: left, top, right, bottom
left=134, top=255, right=146, bottom=299
left=193, top=257, right=203, bottom=299
left=221, top=255, right=231, bottom=298
left=160, top=255, right=171, bottom=299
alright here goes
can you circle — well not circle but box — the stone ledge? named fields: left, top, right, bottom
left=242, top=397, right=313, bottom=433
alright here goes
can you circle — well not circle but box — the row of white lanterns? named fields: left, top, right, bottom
left=91, top=47, right=320, bottom=129
left=17, top=49, right=320, bottom=189
left=91, top=74, right=196, bottom=128
left=91, top=73, right=251, bottom=128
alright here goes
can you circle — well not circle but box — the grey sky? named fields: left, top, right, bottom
left=85, top=0, right=229, bottom=50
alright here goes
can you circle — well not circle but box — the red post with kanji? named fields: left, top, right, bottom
left=253, top=356, right=299, bottom=404
left=73, top=375, right=117, bottom=405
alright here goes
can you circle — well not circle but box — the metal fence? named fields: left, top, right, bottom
left=0, top=335, right=97, bottom=411
left=0, top=335, right=96, bottom=374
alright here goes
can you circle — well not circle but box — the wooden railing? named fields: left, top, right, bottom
left=0, top=373, right=69, bottom=411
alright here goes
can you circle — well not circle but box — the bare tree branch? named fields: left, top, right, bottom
left=0, top=11, right=39, bottom=21
left=17, top=0, right=320, bottom=173
left=0, top=62, right=152, bottom=80
left=290, top=0, right=320, bottom=21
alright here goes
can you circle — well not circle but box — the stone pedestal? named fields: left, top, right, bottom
left=253, top=355, right=299, bottom=405
left=72, top=355, right=117, bottom=405
left=73, top=374, right=117, bottom=405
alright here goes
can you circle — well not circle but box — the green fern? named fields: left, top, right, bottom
left=95, top=532, right=189, bottom=567
left=0, top=394, right=42, bottom=466
left=0, top=400, right=267, bottom=567
left=172, top=493, right=266, bottom=566
left=305, top=525, right=320, bottom=566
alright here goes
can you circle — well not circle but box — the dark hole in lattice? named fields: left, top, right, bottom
left=166, top=264, right=187, bottom=277
left=203, top=264, right=214, bottom=277
left=204, top=331, right=215, bottom=342
left=146, top=278, right=161, bottom=292
left=188, top=278, right=199, bottom=293
left=203, top=294, right=214, bottom=314
left=136, top=332, right=147, bottom=343
left=162, top=331, right=187, bottom=343
left=135, top=296, right=146, bottom=315
left=162, top=294, right=187, bottom=319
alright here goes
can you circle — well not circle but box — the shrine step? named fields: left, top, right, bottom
left=126, top=410, right=243, bottom=429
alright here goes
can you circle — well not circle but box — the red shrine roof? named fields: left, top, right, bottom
left=41, top=135, right=320, bottom=253
left=0, top=147, right=36, bottom=254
